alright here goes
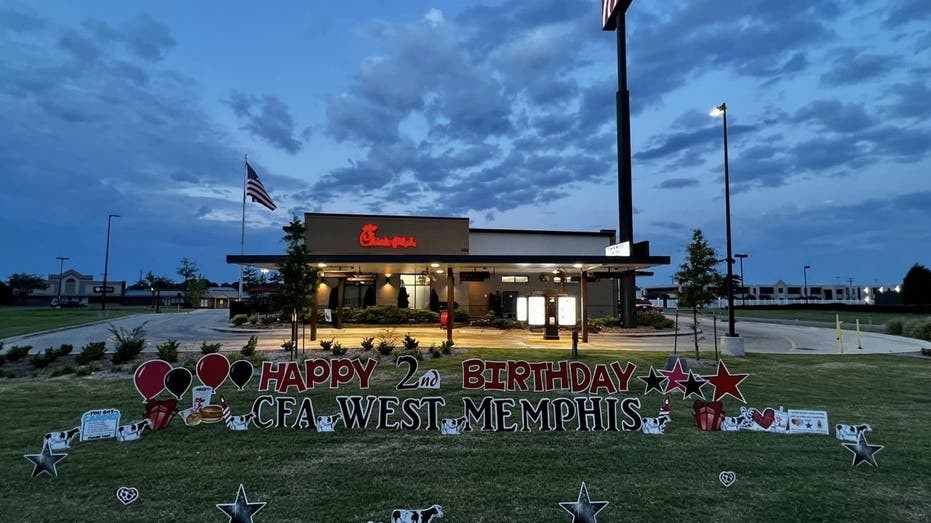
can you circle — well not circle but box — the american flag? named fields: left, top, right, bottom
left=246, top=162, right=276, bottom=211
left=602, top=0, right=631, bottom=31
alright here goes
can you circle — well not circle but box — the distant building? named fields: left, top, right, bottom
left=642, top=280, right=902, bottom=308
left=31, top=269, right=126, bottom=307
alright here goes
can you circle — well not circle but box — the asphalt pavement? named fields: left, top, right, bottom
left=3, top=309, right=929, bottom=356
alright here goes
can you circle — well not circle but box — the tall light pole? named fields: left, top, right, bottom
left=735, top=253, right=748, bottom=305
left=102, top=213, right=120, bottom=312
left=803, top=265, right=811, bottom=305
left=710, top=102, right=736, bottom=338
left=55, top=256, right=69, bottom=307
left=603, top=0, right=636, bottom=329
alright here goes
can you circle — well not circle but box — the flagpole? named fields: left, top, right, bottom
left=238, top=154, right=248, bottom=300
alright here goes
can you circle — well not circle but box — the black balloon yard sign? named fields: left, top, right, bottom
left=24, top=352, right=883, bottom=521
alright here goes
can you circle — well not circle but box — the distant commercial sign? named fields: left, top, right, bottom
left=94, top=286, right=115, bottom=293
left=605, top=242, right=631, bottom=257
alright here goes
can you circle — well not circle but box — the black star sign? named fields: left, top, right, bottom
left=24, top=441, right=67, bottom=478
left=638, top=366, right=667, bottom=395
left=216, top=484, right=267, bottom=523
left=843, top=432, right=884, bottom=467
left=677, top=370, right=708, bottom=399
left=559, top=482, right=609, bottom=523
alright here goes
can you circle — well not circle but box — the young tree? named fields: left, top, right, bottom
left=143, top=271, right=173, bottom=313
left=8, top=273, right=48, bottom=304
left=902, top=263, right=931, bottom=305
left=674, top=229, right=724, bottom=360
left=187, top=275, right=208, bottom=308
left=177, top=257, right=199, bottom=307
left=278, top=217, right=318, bottom=348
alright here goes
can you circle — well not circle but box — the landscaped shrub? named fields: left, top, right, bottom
left=50, top=366, right=75, bottom=378
left=199, top=341, right=222, bottom=354
left=231, top=314, right=249, bottom=326
left=903, top=318, right=931, bottom=341
left=260, top=316, right=277, bottom=325
left=429, top=345, right=442, bottom=358
left=393, top=348, right=423, bottom=361
left=491, top=318, right=522, bottom=330
left=281, top=339, right=295, bottom=351
left=248, top=315, right=259, bottom=325
left=403, top=334, right=419, bottom=351
left=440, top=339, right=454, bottom=355
left=591, top=317, right=622, bottom=327
left=241, top=335, right=258, bottom=356
left=30, top=348, right=58, bottom=368
left=331, top=341, right=347, bottom=356
left=6, top=345, right=32, bottom=362
left=637, top=310, right=674, bottom=329
left=55, top=344, right=74, bottom=357
left=76, top=341, right=107, bottom=365
left=109, top=324, right=146, bottom=364
left=885, top=319, right=905, bottom=335
left=320, top=338, right=335, bottom=351
left=376, top=328, right=399, bottom=355
left=454, top=309, right=470, bottom=324
left=360, top=337, right=375, bottom=351
left=156, top=339, right=180, bottom=362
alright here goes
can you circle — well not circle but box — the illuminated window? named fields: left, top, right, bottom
left=501, top=276, right=529, bottom=283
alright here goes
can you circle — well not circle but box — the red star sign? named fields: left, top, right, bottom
left=705, top=360, right=749, bottom=403
left=660, top=359, right=689, bottom=395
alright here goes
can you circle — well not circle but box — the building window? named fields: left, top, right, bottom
left=501, top=276, right=529, bottom=283
left=400, top=274, right=433, bottom=309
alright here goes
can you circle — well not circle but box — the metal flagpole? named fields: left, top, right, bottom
left=238, top=154, right=248, bottom=300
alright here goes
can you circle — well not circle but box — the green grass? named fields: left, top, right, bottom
left=0, top=307, right=146, bottom=339
left=727, top=308, right=929, bottom=327
left=2, top=350, right=929, bottom=521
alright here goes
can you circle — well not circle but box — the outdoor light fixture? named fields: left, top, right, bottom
left=101, top=213, right=120, bottom=312
left=710, top=102, right=737, bottom=341
left=430, top=263, right=440, bottom=268
left=55, top=256, right=69, bottom=307
left=803, top=265, right=811, bottom=304
left=317, top=263, right=327, bottom=268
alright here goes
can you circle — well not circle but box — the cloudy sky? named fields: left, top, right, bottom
left=2, top=0, right=929, bottom=290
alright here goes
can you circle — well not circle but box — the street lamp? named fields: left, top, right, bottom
left=735, top=253, right=748, bottom=305
left=803, top=265, right=811, bottom=305
left=55, top=256, right=69, bottom=307
left=710, top=102, right=737, bottom=340
left=102, top=213, right=120, bottom=312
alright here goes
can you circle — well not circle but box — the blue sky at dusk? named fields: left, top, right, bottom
left=2, top=0, right=929, bottom=289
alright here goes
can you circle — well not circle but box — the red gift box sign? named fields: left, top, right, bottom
left=693, top=400, right=724, bottom=431
left=144, top=399, right=178, bottom=431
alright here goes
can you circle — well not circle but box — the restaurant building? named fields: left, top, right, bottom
left=228, top=213, right=669, bottom=342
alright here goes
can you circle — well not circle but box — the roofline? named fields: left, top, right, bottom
left=469, top=228, right=616, bottom=238
left=305, top=212, right=468, bottom=222
left=227, top=254, right=670, bottom=266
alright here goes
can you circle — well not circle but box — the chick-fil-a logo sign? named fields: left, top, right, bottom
left=359, top=223, right=417, bottom=249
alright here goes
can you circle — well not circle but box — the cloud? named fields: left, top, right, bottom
left=819, top=47, right=896, bottom=86
left=225, top=92, right=303, bottom=154
left=657, top=178, right=700, bottom=189
left=80, top=14, right=176, bottom=62
left=0, top=6, right=47, bottom=33
left=792, top=100, right=876, bottom=133
left=884, top=0, right=931, bottom=28
left=424, top=9, right=444, bottom=28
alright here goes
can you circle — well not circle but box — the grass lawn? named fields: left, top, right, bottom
left=0, top=307, right=148, bottom=339
left=728, top=308, right=928, bottom=327
left=2, top=349, right=929, bottom=522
